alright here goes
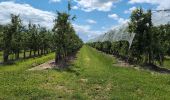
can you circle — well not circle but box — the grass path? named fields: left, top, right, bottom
left=0, top=45, right=170, bottom=99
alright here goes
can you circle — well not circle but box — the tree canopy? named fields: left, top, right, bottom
left=88, top=7, right=170, bottom=66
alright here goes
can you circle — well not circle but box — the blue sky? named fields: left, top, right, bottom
left=0, top=0, right=170, bottom=42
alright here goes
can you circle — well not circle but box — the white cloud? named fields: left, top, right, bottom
left=73, top=23, right=103, bottom=41
left=0, top=1, right=105, bottom=42
left=86, top=19, right=97, bottom=24
left=73, top=24, right=91, bottom=34
left=49, top=0, right=61, bottom=3
left=72, top=6, right=78, bottom=10
left=0, top=1, right=55, bottom=29
left=129, top=0, right=157, bottom=4
left=124, top=6, right=137, bottom=14
left=0, top=1, right=96, bottom=42
left=118, top=18, right=129, bottom=24
left=152, top=12, right=170, bottom=25
left=74, top=0, right=119, bottom=12
left=128, top=0, right=170, bottom=9
left=108, top=14, right=119, bottom=20
left=108, top=13, right=129, bottom=24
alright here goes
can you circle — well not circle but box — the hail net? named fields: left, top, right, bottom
left=88, top=24, right=136, bottom=48
left=152, top=10, right=170, bottom=26
left=88, top=10, right=170, bottom=48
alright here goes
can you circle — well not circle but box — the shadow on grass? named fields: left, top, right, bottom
left=143, top=64, right=170, bottom=74
left=54, top=67, right=81, bottom=76
left=0, top=61, right=16, bottom=66
left=53, top=51, right=80, bottom=76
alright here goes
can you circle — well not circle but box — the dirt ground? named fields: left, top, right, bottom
left=113, top=59, right=135, bottom=67
left=29, top=53, right=77, bottom=71
left=28, top=60, right=55, bottom=71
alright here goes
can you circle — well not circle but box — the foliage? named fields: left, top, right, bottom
left=0, top=1, right=82, bottom=64
left=52, top=11, right=83, bottom=64
left=0, top=12, right=83, bottom=63
left=88, top=8, right=170, bottom=66
left=0, top=15, right=55, bottom=63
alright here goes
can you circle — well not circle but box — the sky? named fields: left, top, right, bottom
left=0, top=0, right=170, bottom=42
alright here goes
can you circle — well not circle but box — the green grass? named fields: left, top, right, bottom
left=0, top=51, right=2, bottom=62
left=0, top=51, right=45, bottom=63
left=0, top=45, right=170, bottom=99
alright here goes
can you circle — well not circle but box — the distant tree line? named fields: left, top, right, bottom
left=88, top=8, right=170, bottom=66
left=0, top=14, right=83, bottom=63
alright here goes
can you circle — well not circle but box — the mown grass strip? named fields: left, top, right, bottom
left=0, top=53, right=55, bottom=72
left=0, top=46, right=170, bottom=99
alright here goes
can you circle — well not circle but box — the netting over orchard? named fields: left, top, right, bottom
left=88, top=10, right=170, bottom=48
left=88, top=23, right=136, bottom=48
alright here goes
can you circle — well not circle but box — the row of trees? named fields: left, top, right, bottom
left=53, top=12, right=83, bottom=64
left=0, top=13, right=83, bottom=63
left=52, top=0, right=83, bottom=65
left=88, top=8, right=170, bottom=66
left=0, top=14, right=55, bottom=62
left=0, top=0, right=83, bottom=65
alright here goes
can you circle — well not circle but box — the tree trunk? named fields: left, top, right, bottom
left=16, top=51, right=19, bottom=60
left=55, top=52, right=62, bottom=64
left=29, top=50, right=32, bottom=57
left=46, top=49, right=48, bottom=54
left=41, top=49, right=43, bottom=55
left=55, top=53, right=57, bottom=63
left=34, top=50, right=36, bottom=57
left=43, top=48, right=46, bottom=55
left=23, top=49, right=26, bottom=59
left=55, top=52, right=58, bottom=63
left=15, top=53, right=18, bottom=60
left=17, top=52, right=19, bottom=59
left=38, top=49, right=40, bottom=56
left=3, top=51, right=9, bottom=63
left=148, top=52, right=152, bottom=64
left=159, top=53, right=164, bottom=66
